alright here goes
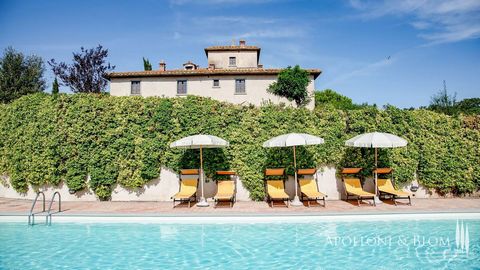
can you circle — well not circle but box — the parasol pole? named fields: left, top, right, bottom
left=373, top=147, right=382, bottom=204
left=196, top=145, right=209, bottom=207
left=374, top=147, right=378, bottom=197
left=291, top=145, right=302, bottom=206
left=294, top=145, right=297, bottom=196
left=200, top=146, right=204, bottom=199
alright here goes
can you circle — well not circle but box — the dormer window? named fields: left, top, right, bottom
left=229, top=57, right=236, bottom=67
left=183, top=61, right=198, bottom=70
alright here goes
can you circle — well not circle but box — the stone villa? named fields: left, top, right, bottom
left=107, top=40, right=321, bottom=109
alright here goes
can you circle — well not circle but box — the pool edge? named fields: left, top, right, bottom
left=1, top=211, right=480, bottom=224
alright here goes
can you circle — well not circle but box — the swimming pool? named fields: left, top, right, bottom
left=0, top=214, right=478, bottom=269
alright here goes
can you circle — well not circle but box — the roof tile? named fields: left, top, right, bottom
left=107, top=68, right=322, bottom=79
left=204, top=45, right=260, bottom=51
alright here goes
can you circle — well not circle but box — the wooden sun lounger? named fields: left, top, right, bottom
left=214, top=171, right=236, bottom=207
left=265, top=168, right=289, bottom=207
left=343, top=178, right=376, bottom=206
left=378, top=179, right=412, bottom=205
left=171, top=169, right=199, bottom=207
left=341, top=168, right=375, bottom=207
left=297, top=168, right=326, bottom=207
left=374, top=168, right=412, bottom=206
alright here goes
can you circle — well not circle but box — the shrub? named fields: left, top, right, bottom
left=0, top=94, right=478, bottom=199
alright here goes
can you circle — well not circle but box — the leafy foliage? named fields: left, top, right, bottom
left=268, top=65, right=311, bottom=107
left=314, top=89, right=372, bottom=110
left=0, top=94, right=478, bottom=200
left=143, top=57, right=152, bottom=71
left=0, top=47, right=45, bottom=103
left=48, top=45, right=115, bottom=93
left=456, top=98, right=480, bottom=115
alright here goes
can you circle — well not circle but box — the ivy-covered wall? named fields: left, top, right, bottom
left=0, top=93, right=478, bottom=200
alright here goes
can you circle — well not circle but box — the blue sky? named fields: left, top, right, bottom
left=1, top=0, right=479, bottom=108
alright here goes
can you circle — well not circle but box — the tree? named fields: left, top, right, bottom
left=52, top=77, right=59, bottom=95
left=48, top=45, right=115, bottom=93
left=267, top=65, right=311, bottom=107
left=455, top=98, right=480, bottom=115
left=143, top=57, right=152, bottom=71
left=427, top=81, right=479, bottom=115
left=315, top=89, right=364, bottom=110
left=428, top=80, right=457, bottom=115
left=0, top=47, right=45, bottom=103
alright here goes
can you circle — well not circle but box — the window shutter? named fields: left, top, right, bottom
left=229, top=57, right=236, bottom=66
left=177, top=80, right=187, bottom=94
left=131, top=81, right=141, bottom=95
left=235, top=79, right=245, bottom=94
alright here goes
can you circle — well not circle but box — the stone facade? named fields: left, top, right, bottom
left=108, top=40, right=321, bottom=109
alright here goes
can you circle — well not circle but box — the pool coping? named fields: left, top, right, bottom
left=1, top=208, right=480, bottom=217
left=2, top=210, right=480, bottom=224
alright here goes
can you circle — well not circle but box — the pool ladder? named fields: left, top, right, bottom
left=28, top=191, right=61, bottom=226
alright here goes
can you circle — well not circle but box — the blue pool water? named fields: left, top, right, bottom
left=0, top=218, right=479, bottom=269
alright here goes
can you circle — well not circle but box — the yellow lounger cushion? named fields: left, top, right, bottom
left=172, top=179, right=198, bottom=199
left=344, top=178, right=375, bottom=197
left=267, top=180, right=289, bottom=199
left=377, top=179, right=411, bottom=196
left=214, top=181, right=234, bottom=200
left=299, top=179, right=325, bottom=198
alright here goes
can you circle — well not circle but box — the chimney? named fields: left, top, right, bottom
left=159, top=60, right=166, bottom=71
left=239, top=40, right=246, bottom=46
left=208, top=63, right=215, bottom=70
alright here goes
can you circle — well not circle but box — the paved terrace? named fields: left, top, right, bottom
left=1, top=197, right=479, bottom=216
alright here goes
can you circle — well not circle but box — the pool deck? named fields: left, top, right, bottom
left=1, top=197, right=479, bottom=216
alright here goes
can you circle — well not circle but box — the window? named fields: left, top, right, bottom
left=235, top=79, right=245, bottom=94
left=213, top=79, right=220, bottom=87
left=177, top=80, right=187, bottom=95
left=131, top=81, right=141, bottom=95
left=229, top=57, right=236, bottom=66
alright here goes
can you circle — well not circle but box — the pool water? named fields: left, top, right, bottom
left=0, top=218, right=478, bottom=269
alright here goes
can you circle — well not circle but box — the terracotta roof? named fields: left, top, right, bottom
left=204, top=45, right=260, bottom=52
left=106, top=68, right=322, bottom=80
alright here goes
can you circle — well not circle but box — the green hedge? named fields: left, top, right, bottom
left=0, top=94, right=478, bottom=200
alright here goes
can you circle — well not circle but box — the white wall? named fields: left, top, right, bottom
left=110, top=75, right=316, bottom=110
left=0, top=176, right=97, bottom=202
left=0, top=166, right=436, bottom=202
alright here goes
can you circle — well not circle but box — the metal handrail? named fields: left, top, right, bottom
left=28, top=191, right=46, bottom=225
left=46, top=192, right=61, bottom=225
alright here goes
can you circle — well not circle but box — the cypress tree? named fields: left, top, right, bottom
left=143, top=57, right=152, bottom=71
left=52, top=77, right=59, bottom=95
